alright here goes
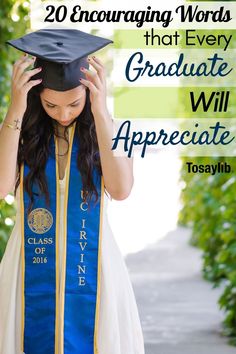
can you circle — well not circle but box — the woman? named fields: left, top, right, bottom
left=0, top=28, right=145, bottom=354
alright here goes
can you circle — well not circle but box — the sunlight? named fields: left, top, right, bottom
left=107, top=149, right=182, bottom=256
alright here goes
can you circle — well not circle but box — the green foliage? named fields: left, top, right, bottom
left=180, top=156, right=236, bottom=344
left=0, top=198, right=16, bottom=260
left=0, top=0, right=30, bottom=119
left=178, top=0, right=236, bottom=336
left=0, top=0, right=29, bottom=262
left=218, top=281, right=236, bottom=346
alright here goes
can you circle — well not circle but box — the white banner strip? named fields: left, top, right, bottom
left=30, top=1, right=236, bottom=30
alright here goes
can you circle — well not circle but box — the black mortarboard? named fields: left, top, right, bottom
left=6, top=28, right=113, bottom=91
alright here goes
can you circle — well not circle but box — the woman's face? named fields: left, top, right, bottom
left=40, top=85, right=86, bottom=127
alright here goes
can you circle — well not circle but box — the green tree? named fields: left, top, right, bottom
left=179, top=27, right=236, bottom=346
left=0, top=0, right=30, bottom=260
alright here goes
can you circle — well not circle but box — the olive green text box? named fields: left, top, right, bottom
left=114, top=87, right=236, bottom=119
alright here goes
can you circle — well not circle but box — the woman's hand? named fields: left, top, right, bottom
left=9, top=54, right=42, bottom=116
left=79, top=56, right=108, bottom=117
left=80, top=56, right=134, bottom=200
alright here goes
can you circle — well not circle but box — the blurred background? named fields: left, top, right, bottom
left=1, top=1, right=236, bottom=354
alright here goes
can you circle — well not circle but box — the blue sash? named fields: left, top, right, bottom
left=20, top=122, right=104, bottom=354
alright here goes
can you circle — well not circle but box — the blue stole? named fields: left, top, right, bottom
left=20, top=122, right=104, bottom=354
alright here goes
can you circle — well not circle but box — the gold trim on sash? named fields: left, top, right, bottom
left=54, top=134, right=60, bottom=354
left=94, top=177, right=105, bottom=354
left=20, top=163, right=25, bottom=352
left=60, top=123, right=76, bottom=354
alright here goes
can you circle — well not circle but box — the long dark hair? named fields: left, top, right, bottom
left=14, top=85, right=102, bottom=215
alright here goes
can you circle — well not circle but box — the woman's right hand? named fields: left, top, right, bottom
left=9, top=54, right=42, bottom=116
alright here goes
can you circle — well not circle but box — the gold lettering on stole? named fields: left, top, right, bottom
left=78, top=197, right=88, bottom=286
left=79, top=242, right=87, bottom=251
left=80, top=230, right=87, bottom=240
left=80, top=190, right=88, bottom=211
left=78, top=224, right=87, bottom=286
left=27, top=236, right=53, bottom=264
left=82, top=218, right=86, bottom=228
left=78, top=277, right=86, bottom=286
left=77, top=265, right=86, bottom=274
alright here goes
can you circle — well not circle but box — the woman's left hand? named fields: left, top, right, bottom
left=80, top=57, right=134, bottom=201
left=79, top=56, right=108, bottom=117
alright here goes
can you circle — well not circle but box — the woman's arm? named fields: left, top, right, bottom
left=80, top=56, right=134, bottom=201
left=0, top=54, right=42, bottom=198
left=0, top=113, right=22, bottom=198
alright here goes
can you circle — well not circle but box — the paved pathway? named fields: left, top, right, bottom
left=125, top=227, right=236, bottom=354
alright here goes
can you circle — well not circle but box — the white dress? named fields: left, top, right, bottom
left=0, top=170, right=145, bottom=354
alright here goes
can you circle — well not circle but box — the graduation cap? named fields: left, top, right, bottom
left=6, top=28, right=113, bottom=91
